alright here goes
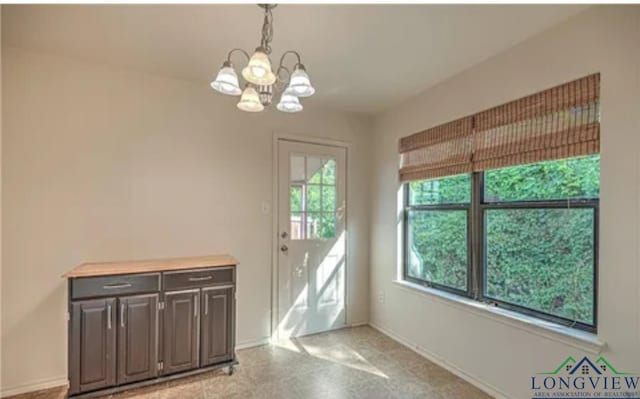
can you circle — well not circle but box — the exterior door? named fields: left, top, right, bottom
left=277, top=139, right=347, bottom=338
left=163, top=290, right=199, bottom=375
left=117, top=294, right=159, bottom=385
left=69, top=298, right=117, bottom=395
left=200, top=285, right=234, bottom=366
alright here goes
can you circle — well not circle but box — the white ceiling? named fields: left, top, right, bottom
left=3, top=4, right=588, bottom=114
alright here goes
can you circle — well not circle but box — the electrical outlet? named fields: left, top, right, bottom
left=378, top=290, right=385, bottom=304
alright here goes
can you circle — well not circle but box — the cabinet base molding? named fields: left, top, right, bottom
left=67, top=358, right=238, bottom=399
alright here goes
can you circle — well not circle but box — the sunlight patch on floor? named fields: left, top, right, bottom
left=272, top=337, right=389, bottom=379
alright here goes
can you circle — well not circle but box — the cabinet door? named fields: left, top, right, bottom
left=163, top=290, right=199, bottom=375
left=69, top=298, right=117, bottom=395
left=117, top=294, right=159, bottom=385
left=200, top=285, right=234, bottom=367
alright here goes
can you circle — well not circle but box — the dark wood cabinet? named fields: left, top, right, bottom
left=65, top=257, right=238, bottom=398
left=117, top=294, right=159, bottom=385
left=163, top=290, right=200, bottom=375
left=201, top=285, right=234, bottom=366
left=69, top=298, right=117, bottom=395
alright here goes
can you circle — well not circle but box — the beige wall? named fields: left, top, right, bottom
left=0, top=47, right=370, bottom=395
left=370, top=5, right=640, bottom=399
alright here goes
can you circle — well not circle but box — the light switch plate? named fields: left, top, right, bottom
left=261, top=201, right=271, bottom=215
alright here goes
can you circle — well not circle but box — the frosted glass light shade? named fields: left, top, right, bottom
left=237, top=86, right=264, bottom=112
left=211, top=64, right=242, bottom=96
left=242, top=50, right=276, bottom=85
left=284, top=65, right=315, bottom=97
left=277, top=94, right=303, bottom=113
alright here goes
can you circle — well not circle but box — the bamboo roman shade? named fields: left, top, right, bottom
left=399, top=73, right=600, bottom=182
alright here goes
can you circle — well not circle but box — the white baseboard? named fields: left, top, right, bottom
left=1, top=376, right=68, bottom=398
left=349, top=321, right=370, bottom=327
left=1, top=324, right=506, bottom=398
left=368, top=322, right=511, bottom=399
left=236, top=337, right=271, bottom=350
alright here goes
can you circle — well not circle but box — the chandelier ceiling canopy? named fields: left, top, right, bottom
left=210, top=4, right=315, bottom=113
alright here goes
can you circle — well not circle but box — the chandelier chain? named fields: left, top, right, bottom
left=260, top=7, right=274, bottom=54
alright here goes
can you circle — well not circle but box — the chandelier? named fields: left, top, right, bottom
left=210, top=4, right=315, bottom=113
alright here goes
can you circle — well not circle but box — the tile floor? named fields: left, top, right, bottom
left=9, top=326, right=492, bottom=399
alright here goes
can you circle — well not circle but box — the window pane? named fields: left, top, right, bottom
left=290, top=155, right=305, bottom=183
left=409, top=174, right=471, bottom=205
left=485, top=208, right=595, bottom=325
left=322, top=186, right=336, bottom=212
left=290, top=212, right=304, bottom=240
left=321, top=213, right=336, bottom=238
left=484, top=154, right=600, bottom=202
left=407, top=210, right=468, bottom=291
left=306, top=185, right=321, bottom=212
left=290, top=186, right=302, bottom=212
left=307, top=156, right=323, bottom=184
left=306, top=213, right=321, bottom=239
left=322, top=159, right=336, bottom=184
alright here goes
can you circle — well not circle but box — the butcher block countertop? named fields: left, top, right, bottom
left=63, top=254, right=239, bottom=278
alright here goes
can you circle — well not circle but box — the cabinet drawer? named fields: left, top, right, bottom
left=71, top=273, right=160, bottom=300
left=163, top=267, right=234, bottom=290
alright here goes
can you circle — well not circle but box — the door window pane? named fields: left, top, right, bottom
left=290, top=155, right=305, bottom=183
left=290, top=186, right=303, bottom=212
left=409, top=174, right=471, bottom=205
left=321, top=213, right=336, bottom=238
left=290, top=212, right=304, bottom=240
left=306, top=156, right=323, bottom=184
left=322, top=186, right=336, bottom=212
left=484, top=155, right=600, bottom=202
left=306, top=213, right=322, bottom=239
left=407, top=210, right=468, bottom=291
left=322, top=159, right=336, bottom=184
left=306, top=185, right=322, bottom=212
left=290, top=154, right=338, bottom=240
left=485, top=208, right=595, bottom=324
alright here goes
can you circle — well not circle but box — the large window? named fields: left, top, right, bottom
left=404, top=154, right=599, bottom=331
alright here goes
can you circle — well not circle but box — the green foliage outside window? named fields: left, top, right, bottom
left=407, top=210, right=468, bottom=290
left=486, top=208, right=595, bottom=324
left=410, top=173, right=470, bottom=205
left=485, top=155, right=600, bottom=202
left=407, top=154, right=599, bottom=325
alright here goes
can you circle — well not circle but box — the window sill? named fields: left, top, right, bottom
left=392, top=279, right=606, bottom=354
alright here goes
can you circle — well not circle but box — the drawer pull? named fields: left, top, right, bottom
left=188, top=276, right=213, bottom=282
left=103, top=283, right=132, bottom=290
left=121, top=304, right=126, bottom=328
left=107, top=304, right=112, bottom=330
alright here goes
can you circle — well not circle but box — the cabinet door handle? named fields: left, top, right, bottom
left=206, top=284, right=234, bottom=290
left=121, top=303, right=126, bottom=328
left=103, top=283, right=132, bottom=290
left=107, top=304, right=112, bottom=330
left=194, top=295, right=198, bottom=318
left=188, top=276, right=212, bottom=282
left=204, top=294, right=208, bottom=316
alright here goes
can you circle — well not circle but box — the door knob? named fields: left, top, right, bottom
left=280, top=245, right=288, bottom=252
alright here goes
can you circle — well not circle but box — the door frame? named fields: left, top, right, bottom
left=271, top=133, right=351, bottom=341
